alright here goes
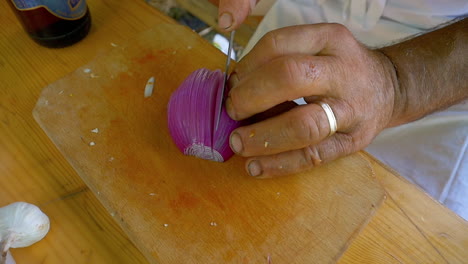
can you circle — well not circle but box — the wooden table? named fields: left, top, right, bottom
left=1, top=0, right=467, bottom=263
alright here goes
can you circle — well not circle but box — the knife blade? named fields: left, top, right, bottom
left=215, top=30, right=235, bottom=131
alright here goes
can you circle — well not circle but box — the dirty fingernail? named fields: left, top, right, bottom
left=218, top=12, right=233, bottom=30
left=248, top=160, right=263, bottom=177
left=230, top=132, right=243, bottom=154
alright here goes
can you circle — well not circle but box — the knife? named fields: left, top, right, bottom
left=215, top=30, right=235, bottom=131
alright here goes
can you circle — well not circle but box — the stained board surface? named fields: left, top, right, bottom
left=33, top=24, right=385, bottom=264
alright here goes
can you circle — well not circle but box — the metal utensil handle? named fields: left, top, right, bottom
left=215, top=30, right=235, bottom=131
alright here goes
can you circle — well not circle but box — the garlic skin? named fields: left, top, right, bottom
left=0, top=202, right=50, bottom=249
left=5, top=251, right=15, bottom=264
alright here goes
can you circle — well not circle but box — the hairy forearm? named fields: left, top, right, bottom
left=380, top=17, right=468, bottom=127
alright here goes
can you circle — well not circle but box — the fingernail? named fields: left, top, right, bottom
left=228, top=72, right=239, bottom=90
left=248, top=160, right=263, bottom=177
left=225, top=96, right=237, bottom=120
left=230, top=132, right=243, bottom=154
left=218, top=12, right=233, bottom=30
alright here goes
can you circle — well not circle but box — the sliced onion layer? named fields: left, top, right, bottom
left=167, top=68, right=240, bottom=162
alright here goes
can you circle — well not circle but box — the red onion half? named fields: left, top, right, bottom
left=167, top=68, right=241, bottom=162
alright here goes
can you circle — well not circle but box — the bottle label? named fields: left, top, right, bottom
left=11, top=0, right=87, bottom=20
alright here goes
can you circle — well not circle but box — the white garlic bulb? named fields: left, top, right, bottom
left=0, top=202, right=50, bottom=251
left=5, top=251, right=15, bottom=264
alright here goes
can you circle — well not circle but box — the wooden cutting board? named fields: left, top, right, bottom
left=33, top=24, right=385, bottom=264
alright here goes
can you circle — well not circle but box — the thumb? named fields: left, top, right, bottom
left=218, top=0, right=257, bottom=31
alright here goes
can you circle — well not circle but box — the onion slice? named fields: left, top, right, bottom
left=167, top=68, right=240, bottom=162
left=144, top=76, right=155, bottom=98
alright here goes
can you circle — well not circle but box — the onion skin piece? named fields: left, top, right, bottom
left=167, top=68, right=241, bottom=162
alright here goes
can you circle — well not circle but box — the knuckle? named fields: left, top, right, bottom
left=300, top=133, right=358, bottom=169
left=323, top=23, right=356, bottom=49
left=328, top=23, right=351, bottom=37
left=336, top=134, right=354, bottom=155
left=327, top=134, right=357, bottom=159
left=289, top=108, right=321, bottom=144
left=280, top=57, right=319, bottom=95
left=280, top=57, right=305, bottom=86
left=262, top=30, right=284, bottom=53
left=301, top=145, right=323, bottom=168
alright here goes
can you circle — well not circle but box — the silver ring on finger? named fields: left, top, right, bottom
left=318, top=102, right=338, bottom=137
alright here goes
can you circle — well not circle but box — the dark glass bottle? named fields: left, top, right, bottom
left=7, top=0, right=91, bottom=48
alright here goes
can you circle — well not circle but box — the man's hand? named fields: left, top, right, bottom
left=209, top=0, right=259, bottom=31
left=226, top=23, right=398, bottom=178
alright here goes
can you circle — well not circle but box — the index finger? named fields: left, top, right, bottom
left=226, top=54, right=335, bottom=121
left=236, top=23, right=355, bottom=78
